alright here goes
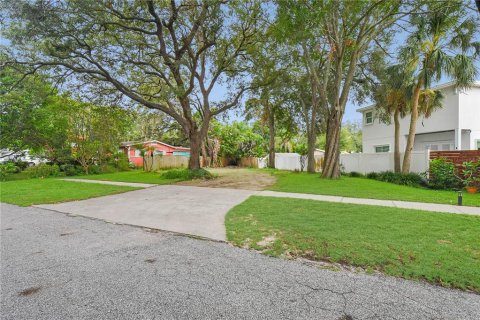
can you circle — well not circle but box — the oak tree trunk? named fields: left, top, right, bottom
left=306, top=126, right=316, bottom=173
left=322, top=111, right=342, bottom=179
left=201, top=140, right=208, bottom=168
left=306, top=103, right=317, bottom=173
left=393, top=108, right=401, bottom=173
left=267, top=104, right=275, bottom=168
left=188, top=131, right=202, bottom=170
left=402, top=83, right=422, bottom=173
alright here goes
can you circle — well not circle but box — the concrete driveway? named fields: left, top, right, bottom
left=36, top=185, right=256, bottom=241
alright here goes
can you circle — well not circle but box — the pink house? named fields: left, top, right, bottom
left=120, top=140, right=191, bottom=167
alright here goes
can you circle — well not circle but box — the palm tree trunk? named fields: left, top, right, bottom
left=393, top=108, right=401, bottom=173
left=402, top=83, right=422, bottom=173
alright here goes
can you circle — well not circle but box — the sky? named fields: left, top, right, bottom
left=2, top=5, right=479, bottom=126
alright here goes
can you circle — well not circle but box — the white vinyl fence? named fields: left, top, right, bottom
left=339, top=151, right=429, bottom=174
left=258, top=153, right=323, bottom=172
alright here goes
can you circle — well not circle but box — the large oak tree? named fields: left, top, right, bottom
left=276, top=0, right=405, bottom=177
left=1, top=0, right=263, bottom=169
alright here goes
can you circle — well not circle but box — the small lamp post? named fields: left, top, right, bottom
left=457, top=190, right=463, bottom=206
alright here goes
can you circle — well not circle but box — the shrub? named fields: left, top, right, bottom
left=12, top=161, right=31, bottom=171
left=59, top=164, right=84, bottom=176
left=348, top=171, right=364, bottom=178
left=366, top=171, right=424, bottom=187
left=161, top=168, right=213, bottom=180
left=25, top=163, right=61, bottom=178
left=0, top=163, right=19, bottom=181
left=366, top=172, right=378, bottom=179
left=89, top=165, right=102, bottom=175
left=428, top=158, right=460, bottom=190
left=458, top=160, right=480, bottom=189
left=109, top=152, right=130, bottom=171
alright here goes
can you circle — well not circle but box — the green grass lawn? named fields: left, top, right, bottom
left=74, top=170, right=180, bottom=184
left=269, top=171, right=480, bottom=207
left=0, top=178, right=139, bottom=206
left=226, top=196, right=480, bottom=292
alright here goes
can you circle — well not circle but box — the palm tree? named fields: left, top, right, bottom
left=400, top=2, right=479, bottom=173
left=375, top=65, right=444, bottom=172
left=418, top=89, right=444, bottom=119
left=374, top=65, right=411, bottom=172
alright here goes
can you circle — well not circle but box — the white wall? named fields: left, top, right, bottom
left=413, top=131, right=455, bottom=151
left=459, top=86, right=480, bottom=149
left=361, top=84, right=468, bottom=152
left=340, top=151, right=429, bottom=174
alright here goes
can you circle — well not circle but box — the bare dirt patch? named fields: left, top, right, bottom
left=257, top=234, right=277, bottom=247
left=176, top=168, right=276, bottom=190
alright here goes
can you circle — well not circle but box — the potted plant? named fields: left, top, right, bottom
left=465, top=177, right=479, bottom=193
left=460, top=161, right=480, bottom=193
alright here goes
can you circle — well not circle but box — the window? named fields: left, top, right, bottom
left=424, top=144, right=439, bottom=151
left=134, top=149, right=141, bottom=157
left=374, top=145, right=389, bottom=153
left=441, top=144, right=451, bottom=151
left=365, top=111, right=373, bottom=125
left=153, top=150, right=164, bottom=156
left=476, top=140, right=480, bottom=150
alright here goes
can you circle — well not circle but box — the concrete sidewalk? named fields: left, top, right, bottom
left=62, top=177, right=479, bottom=215
left=61, top=178, right=156, bottom=188
left=257, top=190, right=480, bottom=216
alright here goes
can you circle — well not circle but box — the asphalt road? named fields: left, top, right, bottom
left=1, top=204, right=479, bottom=320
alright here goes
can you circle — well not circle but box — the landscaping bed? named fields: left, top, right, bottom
left=75, top=168, right=217, bottom=185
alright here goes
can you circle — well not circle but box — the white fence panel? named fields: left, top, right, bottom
left=340, top=151, right=429, bottom=174
left=257, top=153, right=323, bottom=172
left=275, top=153, right=303, bottom=171
left=258, top=157, right=267, bottom=169
left=409, top=151, right=430, bottom=174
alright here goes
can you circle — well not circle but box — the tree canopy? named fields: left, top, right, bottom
left=2, top=0, right=265, bottom=168
left=1, top=0, right=479, bottom=175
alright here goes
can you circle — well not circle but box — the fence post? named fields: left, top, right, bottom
left=425, top=149, right=430, bottom=179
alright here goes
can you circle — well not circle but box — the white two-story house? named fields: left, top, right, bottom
left=357, top=81, right=480, bottom=153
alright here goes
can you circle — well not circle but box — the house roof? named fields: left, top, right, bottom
left=120, top=140, right=190, bottom=150
left=356, top=80, right=480, bottom=113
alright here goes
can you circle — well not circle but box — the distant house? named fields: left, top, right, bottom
left=120, top=140, right=191, bottom=167
left=357, top=81, right=480, bottom=153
